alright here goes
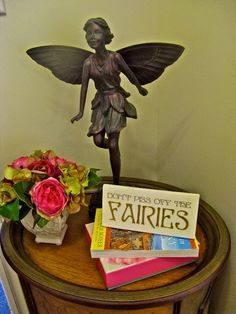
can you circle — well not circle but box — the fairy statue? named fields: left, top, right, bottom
left=27, top=17, right=184, bottom=185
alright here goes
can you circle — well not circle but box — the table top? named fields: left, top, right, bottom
left=1, top=177, right=231, bottom=309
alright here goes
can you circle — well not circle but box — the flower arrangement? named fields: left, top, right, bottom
left=0, top=150, right=100, bottom=227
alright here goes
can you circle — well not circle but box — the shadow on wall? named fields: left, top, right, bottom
left=0, top=0, right=6, bottom=16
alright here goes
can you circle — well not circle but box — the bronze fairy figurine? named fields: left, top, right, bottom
left=27, top=17, right=184, bottom=185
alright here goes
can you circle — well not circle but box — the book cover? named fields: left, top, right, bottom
left=91, top=208, right=199, bottom=258
left=86, top=223, right=198, bottom=290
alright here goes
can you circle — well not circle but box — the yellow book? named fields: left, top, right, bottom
left=91, top=208, right=107, bottom=251
left=90, top=208, right=200, bottom=259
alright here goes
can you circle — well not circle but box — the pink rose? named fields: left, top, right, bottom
left=28, top=160, right=61, bottom=177
left=11, top=156, right=35, bottom=169
left=31, top=177, right=68, bottom=219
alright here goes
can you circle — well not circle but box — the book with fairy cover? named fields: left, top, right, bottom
left=86, top=223, right=198, bottom=290
left=90, top=208, right=199, bottom=258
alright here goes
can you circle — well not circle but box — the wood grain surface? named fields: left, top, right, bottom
left=22, top=208, right=206, bottom=291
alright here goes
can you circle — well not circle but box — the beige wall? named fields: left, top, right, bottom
left=1, top=1, right=236, bottom=313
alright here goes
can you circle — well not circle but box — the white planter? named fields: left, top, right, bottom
left=21, top=209, right=69, bottom=245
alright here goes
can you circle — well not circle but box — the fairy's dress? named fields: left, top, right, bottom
left=87, top=51, right=137, bottom=137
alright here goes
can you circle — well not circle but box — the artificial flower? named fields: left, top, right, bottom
left=0, top=150, right=100, bottom=227
left=31, top=177, right=68, bottom=219
left=4, top=166, right=32, bottom=183
left=28, top=159, right=62, bottom=178
left=0, top=182, right=17, bottom=206
left=11, top=156, right=35, bottom=169
left=66, top=193, right=86, bottom=214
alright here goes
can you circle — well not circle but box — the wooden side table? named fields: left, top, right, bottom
left=0, top=178, right=230, bottom=314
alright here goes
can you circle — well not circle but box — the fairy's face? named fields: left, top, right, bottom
left=85, top=23, right=106, bottom=49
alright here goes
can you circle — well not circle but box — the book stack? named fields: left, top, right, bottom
left=86, top=207, right=199, bottom=290
left=86, top=184, right=200, bottom=289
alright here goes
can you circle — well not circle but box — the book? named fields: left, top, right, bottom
left=86, top=223, right=198, bottom=290
left=90, top=208, right=199, bottom=258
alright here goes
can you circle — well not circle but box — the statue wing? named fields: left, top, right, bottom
left=118, top=43, right=184, bottom=85
left=26, top=45, right=92, bottom=84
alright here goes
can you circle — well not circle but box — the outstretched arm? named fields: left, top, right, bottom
left=115, top=53, right=148, bottom=96
left=71, top=59, right=90, bottom=123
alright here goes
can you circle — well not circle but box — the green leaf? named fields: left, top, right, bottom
left=32, top=210, right=49, bottom=228
left=0, top=199, right=20, bottom=221
left=37, top=217, right=49, bottom=228
left=86, top=168, right=101, bottom=189
left=18, top=202, right=31, bottom=220
left=14, top=181, right=34, bottom=208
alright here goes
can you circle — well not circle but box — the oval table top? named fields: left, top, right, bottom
left=0, top=177, right=231, bottom=309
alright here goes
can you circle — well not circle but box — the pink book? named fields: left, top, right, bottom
left=86, top=223, right=198, bottom=290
